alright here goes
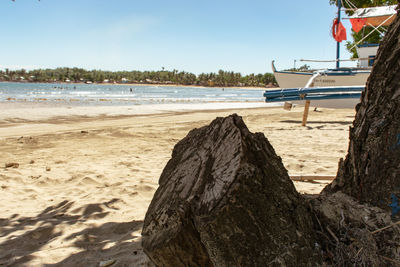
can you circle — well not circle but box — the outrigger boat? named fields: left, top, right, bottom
left=265, top=1, right=397, bottom=109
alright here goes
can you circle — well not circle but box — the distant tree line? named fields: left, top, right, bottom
left=0, top=67, right=277, bottom=88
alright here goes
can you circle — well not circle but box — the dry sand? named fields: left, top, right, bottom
left=0, top=102, right=355, bottom=266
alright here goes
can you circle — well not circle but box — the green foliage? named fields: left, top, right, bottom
left=0, top=67, right=277, bottom=87
left=285, top=64, right=311, bottom=72
left=330, top=0, right=396, bottom=7
left=329, top=0, right=397, bottom=57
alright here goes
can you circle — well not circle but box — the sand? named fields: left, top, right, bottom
left=0, top=102, right=355, bottom=266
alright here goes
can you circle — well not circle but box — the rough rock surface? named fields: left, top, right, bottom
left=323, top=6, right=400, bottom=209
left=142, top=114, right=321, bottom=266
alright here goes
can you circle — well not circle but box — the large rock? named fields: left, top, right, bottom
left=323, top=7, right=400, bottom=209
left=142, top=114, right=321, bottom=266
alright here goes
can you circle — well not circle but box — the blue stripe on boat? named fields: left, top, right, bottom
left=264, top=86, right=365, bottom=99
left=264, top=93, right=362, bottom=102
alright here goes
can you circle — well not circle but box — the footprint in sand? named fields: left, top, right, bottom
left=67, top=175, right=80, bottom=182
left=118, top=161, right=134, bottom=167
left=129, top=191, right=139, bottom=197
left=316, top=167, right=327, bottom=173
left=79, top=177, right=101, bottom=185
left=137, top=185, right=155, bottom=192
left=29, top=226, right=57, bottom=240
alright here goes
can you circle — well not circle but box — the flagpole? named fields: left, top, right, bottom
left=336, top=0, right=342, bottom=69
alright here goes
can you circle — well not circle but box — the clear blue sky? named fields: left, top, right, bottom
left=0, top=0, right=355, bottom=74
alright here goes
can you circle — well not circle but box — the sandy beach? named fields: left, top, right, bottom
left=0, top=103, right=355, bottom=266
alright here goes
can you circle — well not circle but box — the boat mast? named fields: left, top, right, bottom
left=336, top=0, right=342, bottom=69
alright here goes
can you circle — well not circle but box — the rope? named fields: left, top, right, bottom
left=299, top=58, right=361, bottom=62
left=343, top=0, right=357, bottom=10
left=348, top=13, right=395, bottom=51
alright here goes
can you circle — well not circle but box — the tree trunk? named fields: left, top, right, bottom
left=142, top=114, right=321, bottom=266
left=323, top=7, right=400, bottom=209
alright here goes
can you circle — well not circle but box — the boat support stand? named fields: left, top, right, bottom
left=301, top=72, right=321, bottom=126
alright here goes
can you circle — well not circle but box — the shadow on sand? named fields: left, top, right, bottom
left=0, top=199, right=148, bottom=266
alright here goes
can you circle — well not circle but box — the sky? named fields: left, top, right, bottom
left=0, top=0, right=356, bottom=74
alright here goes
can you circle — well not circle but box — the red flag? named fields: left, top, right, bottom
left=350, top=18, right=367, bottom=32
left=332, top=19, right=347, bottom=42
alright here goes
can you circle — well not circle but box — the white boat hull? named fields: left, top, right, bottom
left=271, top=62, right=370, bottom=108
left=273, top=69, right=370, bottom=88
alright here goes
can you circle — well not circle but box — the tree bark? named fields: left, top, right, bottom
left=142, top=114, right=321, bottom=266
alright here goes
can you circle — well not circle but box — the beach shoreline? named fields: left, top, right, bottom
left=0, top=80, right=272, bottom=91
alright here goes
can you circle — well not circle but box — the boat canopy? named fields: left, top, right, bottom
left=348, top=5, right=397, bottom=26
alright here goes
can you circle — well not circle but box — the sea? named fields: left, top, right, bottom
left=0, top=82, right=269, bottom=106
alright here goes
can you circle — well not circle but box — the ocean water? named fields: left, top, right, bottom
left=0, top=82, right=266, bottom=106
